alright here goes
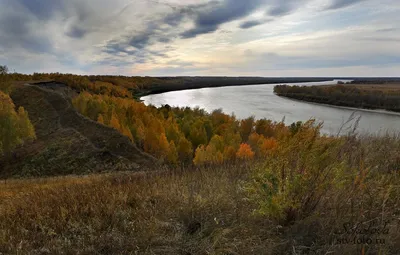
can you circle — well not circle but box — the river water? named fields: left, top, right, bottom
left=142, top=80, right=400, bottom=135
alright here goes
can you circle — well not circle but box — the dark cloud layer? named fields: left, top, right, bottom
left=179, top=0, right=310, bottom=36
left=102, top=2, right=203, bottom=58
left=0, top=0, right=315, bottom=58
left=180, top=0, right=266, bottom=38
left=0, top=0, right=91, bottom=49
left=0, top=10, right=52, bottom=53
left=326, top=0, right=367, bottom=10
left=240, top=20, right=265, bottom=29
left=181, top=25, right=218, bottom=38
left=128, top=33, right=152, bottom=50
left=239, top=19, right=272, bottom=29
left=266, top=0, right=310, bottom=17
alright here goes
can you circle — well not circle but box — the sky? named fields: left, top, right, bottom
left=0, top=0, right=399, bottom=77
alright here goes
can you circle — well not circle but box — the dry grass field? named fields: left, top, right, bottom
left=2, top=132, right=400, bottom=254
left=2, top=76, right=400, bottom=254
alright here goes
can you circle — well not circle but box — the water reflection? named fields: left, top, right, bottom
left=143, top=81, right=400, bottom=135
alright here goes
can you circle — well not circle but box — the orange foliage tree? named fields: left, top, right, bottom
left=236, top=143, right=255, bottom=161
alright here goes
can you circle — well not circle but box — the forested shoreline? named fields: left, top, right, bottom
left=274, top=84, right=400, bottom=112
left=8, top=72, right=336, bottom=97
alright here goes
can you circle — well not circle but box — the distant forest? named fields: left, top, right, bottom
left=274, top=84, right=400, bottom=112
left=2, top=72, right=334, bottom=100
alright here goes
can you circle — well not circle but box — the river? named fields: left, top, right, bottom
left=142, top=80, right=400, bottom=135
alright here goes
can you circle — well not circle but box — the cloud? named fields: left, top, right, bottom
left=195, top=0, right=264, bottom=26
left=239, top=19, right=271, bottom=29
left=326, top=0, right=367, bottom=10
left=0, top=9, right=53, bottom=54
left=162, top=6, right=197, bottom=26
left=102, top=2, right=205, bottom=55
left=237, top=50, right=400, bottom=74
left=158, top=37, right=172, bottom=43
left=180, top=0, right=266, bottom=38
left=103, top=24, right=177, bottom=68
left=128, top=33, right=152, bottom=50
left=66, top=26, right=87, bottom=39
left=181, top=25, right=219, bottom=38
left=375, top=28, right=397, bottom=33
left=266, top=0, right=311, bottom=17
left=14, top=0, right=64, bottom=20
left=181, top=0, right=313, bottom=37
left=104, top=42, right=135, bottom=55
left=268, top=4, right=293, bottom=16
left=103, top=26, right=174, bottom=63
left=134, top=66, right=209, bottom=76
left=358, top=36, right=400, bottom=42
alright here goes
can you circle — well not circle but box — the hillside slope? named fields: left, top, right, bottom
left=0, top=82, right=156, bottom=178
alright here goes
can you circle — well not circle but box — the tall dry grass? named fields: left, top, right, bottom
left=1, top=164, right=280, bottom=254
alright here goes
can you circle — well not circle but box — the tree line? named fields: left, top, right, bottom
left=0, top=71, right=175, bottom=98
left=274, top=84, right=400, bottom=112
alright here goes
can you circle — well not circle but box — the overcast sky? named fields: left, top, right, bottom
left=0, top=0, right=399, bottom=76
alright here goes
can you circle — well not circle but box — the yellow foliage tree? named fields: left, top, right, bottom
left=167, top=141, right=178, bottom=165
left=193, top=145, right=207, bottom=166
left=223, top=146, right=237, bottom=162
left=248, top=132, right=261, bottom=156
left=0, top=91, right=36, bottom=154
left=144, top=127, right=158, bottom=155
left=121, top=124, right=134, bottom=142
left=208, top=135, right=224, bottom=152
left=158, top=133, right=170, bottom=160
left=177, top=136, right=193, bottom=165
left=165, top=119, right=182, bottom=145
left=255, top=119, right=274, bottom=137
left=193, top=143, right=224, bottom=166
left=239, top=116, right=255, bottom=142
left=189, top=120, right=208, bottom=149
left=205, top=145, right=224, bottom=165
left=109, top=111, right=121, bottom=131
left=134, top=119, right=145, bottom=146
left=16, top=107, right=36, bottom=140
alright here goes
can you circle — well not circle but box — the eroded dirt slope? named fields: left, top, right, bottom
left=0, top=82, right=156, bottom=178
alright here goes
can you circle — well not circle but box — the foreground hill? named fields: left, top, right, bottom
left=0, top=82, right=156, bottom=178
left=1, top=74, right=400, bottom=254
